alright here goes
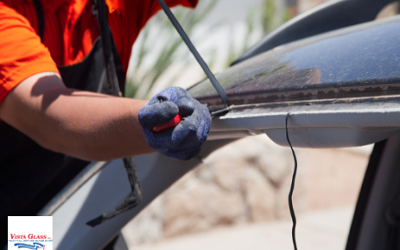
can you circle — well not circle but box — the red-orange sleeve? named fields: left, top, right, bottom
left=107, top=0, right=199, bottom=74
left=0, top=2, right=59, bottom=104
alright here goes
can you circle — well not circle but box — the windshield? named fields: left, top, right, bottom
left=187, top=16, right=400, bottom=110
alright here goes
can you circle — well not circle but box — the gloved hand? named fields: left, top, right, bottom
left=138, top=87, right=212, bottom=160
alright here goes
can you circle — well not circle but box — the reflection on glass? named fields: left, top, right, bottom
left=188, top=18, right=400, bottom=109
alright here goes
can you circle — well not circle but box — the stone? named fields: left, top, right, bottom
left=256, top=148, right=293, bottom=187
left=162, top=179, right=245, bottom=237
left=123, top=135, right=307, bottom=245
left=202, top=136, right=270, bottom=165
left=243, top=167, right=275, bottom=222
left=211, top=157, right=246, bottom=192
left=194, top=163, right=214, bottom=183
left=122, top=195, right=165, bottom=246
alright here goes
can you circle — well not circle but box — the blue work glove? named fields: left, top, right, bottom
left=138, top=87, right=212, bottom=160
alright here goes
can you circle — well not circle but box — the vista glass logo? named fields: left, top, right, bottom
left=8, top=217, right=53, bottom=250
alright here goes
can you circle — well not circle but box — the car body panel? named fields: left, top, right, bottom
left=189, top=16, right=400, bottom=147
left=41, top=140, right=233, bottom=250
left=209, top=96, right=400, bottom=147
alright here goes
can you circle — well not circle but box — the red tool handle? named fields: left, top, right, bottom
left=153, top=114, right=182, bottom=132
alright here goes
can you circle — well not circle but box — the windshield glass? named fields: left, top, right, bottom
left=187, top=17, right=400, bottom=109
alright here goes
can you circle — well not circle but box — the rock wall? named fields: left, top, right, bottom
left=123, top=135, right=306, bottom=246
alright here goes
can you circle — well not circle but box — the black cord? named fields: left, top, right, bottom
left=286, top=113, right=298, bottom=250
left=156, top=0, right=230, bottom=107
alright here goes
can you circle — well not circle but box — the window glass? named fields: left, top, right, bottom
left=188, top=17, right=400, bottom=108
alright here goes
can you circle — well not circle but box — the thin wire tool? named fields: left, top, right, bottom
left=157, top=0, right=230, bottom=107
left=286, top=113, right=298, bottom=250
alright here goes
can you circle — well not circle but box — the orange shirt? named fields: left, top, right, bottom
left=0, top=0, right=198, bottom=104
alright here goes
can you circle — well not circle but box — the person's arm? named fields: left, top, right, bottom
left=0, top=72, right=154, bottom=161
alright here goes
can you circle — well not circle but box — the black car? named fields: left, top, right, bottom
left=22, top=0, right=400, bottom=249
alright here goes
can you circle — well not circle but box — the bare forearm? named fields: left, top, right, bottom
left=34, top=89, right=152, bottom=160
left=0, top=73, right=154, bottom=161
